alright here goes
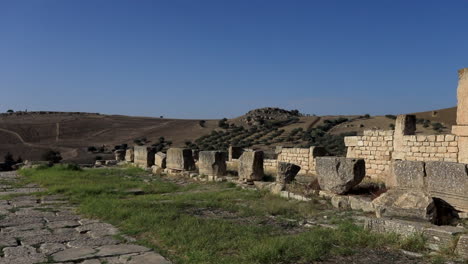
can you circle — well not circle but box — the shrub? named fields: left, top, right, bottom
left=42, top=150, right=62, bottom=163
left=385, top=115, right=397, bottom=120
left=6, top=109, right=13, bottom=113
left=199, top=120, right=206, bottom=127
left=87, top=146, right=97, bottom=152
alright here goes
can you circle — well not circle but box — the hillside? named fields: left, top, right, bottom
left=0, top=107, right=457, bottom=163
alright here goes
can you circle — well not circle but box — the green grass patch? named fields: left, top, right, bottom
left=20, top=165, right=423, bottom=264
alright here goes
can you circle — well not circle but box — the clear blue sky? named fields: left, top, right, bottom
left=1, top=0, right=467, bottom=119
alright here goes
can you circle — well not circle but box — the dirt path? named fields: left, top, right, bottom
left=0, top=171, right=171, bottom=264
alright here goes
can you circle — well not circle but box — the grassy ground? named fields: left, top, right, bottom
left=18, top=166, right=426, bottom=264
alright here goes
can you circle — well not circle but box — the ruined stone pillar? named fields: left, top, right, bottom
left=392, top=115, right=416, bottom=160
left=452, top=68, right=468, bottom=163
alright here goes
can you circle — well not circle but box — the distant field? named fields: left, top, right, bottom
left=0, top=107, right=456, bottom=163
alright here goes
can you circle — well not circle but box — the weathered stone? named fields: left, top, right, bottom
left=425, top=161, right=468, bottom=212
left=133, top=146, right=155, bottom=167
left=155, top=152, right=167, bottom=168
left=105, top=160, right=118, bottom=166
left=127, top=252, right=172, bottom=264
left=39, top=243, right=67, bottom=255
left=52, top=247, right=97, bottom=262
left=455, top=234, right=468, bottom=259
left=269, top=183, right=285, bottom=194
left=372, top=189, right=437, bottom=223
left=125, top=147, right=134, bottom=162
left=114, top=149, right=126, bottom=161
left=166, top=148, right=195, bottom=171
left=348, top=196, right=375, bottom=213
left=238, top=151, right=264, bottom=181
left=198, top=151, right=227, bottom=176
left=3, top=245, right=47, bottom=263
left=331, top=195, right=350, bottom=209
left=94, top=244, right=150, bottom=257
left=364, top=217, right=426, bottom=238
left=228, top=146, right=244, bottom=161
left=315, top=157, right=366, bottom=194
left=423, top=226, right=464, bottom=251
left=392, top=160, right=426, bottom=189
left=276, top=162, right=300, bottom=184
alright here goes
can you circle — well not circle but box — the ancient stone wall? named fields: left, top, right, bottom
left=263, top=159, right=277, bottom=173
left=345, top=129, right=459, bottom=180
left=345, top=130, right=394, bottom=179
left=277, top=147, right=326, bottom=175
left=398, top=134, right=458, bottom=162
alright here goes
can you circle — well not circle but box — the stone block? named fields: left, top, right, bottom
left=125, top=148, right=134, bottom=162
left=316, top=157, right=365, bottom=194
left=344, top=136, right=359, bottom=147
left=331, top=195, right=349, bottom=209
left=166, top=148, right=195, bottom=171
left=425, top=161, right=468, bottom=212
left=349, top=196, right=374, bottom=212
left=364, top=217, right=426, bottom=238
left=455, top=234, right=468, bottom=259
left=392, top=160, right=426, bottom=189
left=395, top=115, right=416, bottom=136
left=372, top=189, right=437, bottom=223
left=198, top=151, right=227, bottom=176
left=133, top=146, right=155, bottom=167
left=423, top=226, right=464, bottom=251
left=276, top=162, right=300, bottom=184
left=154, top=152, right=166, bottom=168
left=238, top=151, right=264, bottom=181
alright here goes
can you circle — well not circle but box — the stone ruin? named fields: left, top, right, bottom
left=113, top=68, right=468, bottom=259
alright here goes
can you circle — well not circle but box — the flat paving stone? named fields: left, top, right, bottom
left=52, top=247, right=97, bottom=262
left=94, top=244, right=150, bottom=257
left=0, top=171, right=171, bottom=264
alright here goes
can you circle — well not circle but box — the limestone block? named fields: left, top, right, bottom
left=154, top=152, right=167, bottom=168
left=456, top=68, right=468, bottom=125
left=125, top=148, right=134, bottom=162
left=372, top=189, right=437, bottom=223
left=446, top=134, right=456, bottom=141
left=114, top=149, right=126, bottom=161
left=455, top=234, right=468, bottom=259
left=364, top=217, right=426, bottom=238
left=238, top=151, right=264, bottom=181
left=349, top=196, right=375, bottom=213
left=392, top=160, right=426, bottom=190
left=276, top=162, right=300, bottom=184
left=133, top=146, right=155, bottom=167
left=315, top=157, right=365, bottom=194
left=395, top=115, right=416, bottom=136
left=425, top=161, right=468, bottom=212
left=166, top=148, right=196, bottom=171
left=198, top=151, right=227, bottom=176
left=423, top=226, right=465, bottom=251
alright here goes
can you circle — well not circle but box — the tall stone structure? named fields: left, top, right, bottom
left=452, top=69, right=468, bottom=163
left=393, top=115, right=416, bottom=160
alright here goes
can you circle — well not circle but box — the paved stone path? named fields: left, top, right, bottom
left=0, top=171, right=171, bottom=264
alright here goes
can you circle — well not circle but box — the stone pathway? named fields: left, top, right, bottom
left=0, top=171, right=171, bottom=264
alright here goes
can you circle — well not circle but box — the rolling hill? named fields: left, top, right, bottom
left=0, top=107, right=457, bottom=163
